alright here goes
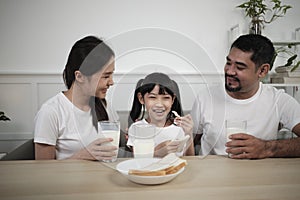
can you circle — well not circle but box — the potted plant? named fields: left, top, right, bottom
left=0, top=111, right=10, bottom=121
left=237, top=0, right=292, bottom=34
left=237, top=0, right=299, bottom=73
left=275, top=45, right=300, bottom=72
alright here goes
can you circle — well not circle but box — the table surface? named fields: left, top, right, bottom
left=0, top=156, right=299, bottom=200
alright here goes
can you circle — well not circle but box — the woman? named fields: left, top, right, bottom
left=34, top=36, right=117, bottom=160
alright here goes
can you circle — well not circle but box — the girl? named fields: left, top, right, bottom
left=34, top=36, right=117, bottom=160
left=127, top=72, right=195, bottom=157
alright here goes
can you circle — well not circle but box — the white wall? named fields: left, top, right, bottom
left=0, top=0, right=299, bottom=74
left=0, top=0, right=299, bottom=153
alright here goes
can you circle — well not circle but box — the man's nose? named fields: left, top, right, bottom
left=226, top=65, right=237, bottom=75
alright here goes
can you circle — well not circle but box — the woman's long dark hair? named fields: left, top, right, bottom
left=128, top=73, right=182, bottom=127
left=62, top=36, right=114, bottom=129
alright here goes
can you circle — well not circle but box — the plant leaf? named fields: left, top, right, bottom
left=291, top=61, right=300, bottom=72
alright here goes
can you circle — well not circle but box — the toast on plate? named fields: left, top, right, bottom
left=128, top=153, right=187, bottom=176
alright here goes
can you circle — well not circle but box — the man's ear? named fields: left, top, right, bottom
left=258, top=64, right=270, bottom=78
left=137, top=92, right=144, bottom=104
left=74, top=70, right=85, bottom=83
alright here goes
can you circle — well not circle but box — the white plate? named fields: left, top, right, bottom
left=116, top=158, right=185, bottom=185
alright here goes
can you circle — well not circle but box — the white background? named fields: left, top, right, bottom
left=0, top=0, right=299, bottom=153
left=0, top=0, right=299, bottom=73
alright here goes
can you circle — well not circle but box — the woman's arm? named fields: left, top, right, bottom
left=69, top=138, right=117, bottom=161
left=35, top=143, right=56, bottom=160
left=35, top=138, right=117, bottom=161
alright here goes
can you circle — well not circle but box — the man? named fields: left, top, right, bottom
left=191, top=34, right=300, bottom=159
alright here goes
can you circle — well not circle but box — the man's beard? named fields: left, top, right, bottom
left=225, top=74, right=242, bottom=92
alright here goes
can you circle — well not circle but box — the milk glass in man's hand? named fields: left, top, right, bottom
left=132, top=124, right=155, bottom=159
left=225, top=120, right=247, bottom=142
left=99, top=121, right=120, bottom=162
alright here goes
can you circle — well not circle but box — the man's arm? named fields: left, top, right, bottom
left=267, top=123, right=300, bottom=158
left=226, top=123, right=300, bottom=159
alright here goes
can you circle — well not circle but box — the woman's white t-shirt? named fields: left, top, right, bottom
left=34, top=92, right=99, bottom=160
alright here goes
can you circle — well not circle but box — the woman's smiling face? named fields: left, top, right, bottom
left=138, top=85, right=174, bottom=126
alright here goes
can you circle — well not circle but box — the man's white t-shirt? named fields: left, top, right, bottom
left=34, top=92, right=99, bottom=160
left=191, top=82, right=300, bottom=156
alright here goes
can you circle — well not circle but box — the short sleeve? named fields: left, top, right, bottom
left=190, top=94, right=204, bottom=135
left=279, top=93, right=300, bottom=130
left=34, top=104, right=59, bottom=145
left=126, top=125, right=134, bottom=147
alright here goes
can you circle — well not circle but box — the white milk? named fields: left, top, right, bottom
left=133, top=139, right=155, bottom=158
left=226, top=128, right=246, bottom=142
left=102, top=130, right=120, bottom=147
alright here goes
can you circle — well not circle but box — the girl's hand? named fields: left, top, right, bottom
left=154, top=140, right=180, bottom=157
left=174, top=114, right=193, bottom=136
left=70, top=138, right=117, bottom=161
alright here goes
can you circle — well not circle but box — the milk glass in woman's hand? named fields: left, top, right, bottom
left=99, top=121, right=120, bottom=162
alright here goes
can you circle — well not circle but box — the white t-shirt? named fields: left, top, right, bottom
left=34, top=92, right=99, bottom=160
left=191, top=82, right=300, bottom=156
left=127, top=119, right=185, bottom=155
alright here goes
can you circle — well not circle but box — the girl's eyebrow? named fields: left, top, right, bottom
left=148, top=92, right=158, bottom=95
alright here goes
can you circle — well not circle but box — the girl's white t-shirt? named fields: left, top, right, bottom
left=127, top=119, right=186, bottom=155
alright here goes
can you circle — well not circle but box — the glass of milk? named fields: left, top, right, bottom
left=225, top=120, right=247, bottom=157
left=99, top=121, right=120, bottom=162
left=132, top=124, right=156, bottom=159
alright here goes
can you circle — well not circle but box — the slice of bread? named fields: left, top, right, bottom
left=128, top=169, right=166, bottom=176
left=165, top=160, right=187, bottom=175
left=128, top=153, right=187, bottom=176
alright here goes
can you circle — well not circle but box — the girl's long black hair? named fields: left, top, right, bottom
left=128, top=73, right=182, bottom=127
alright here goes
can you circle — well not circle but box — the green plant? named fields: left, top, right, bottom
left=275, top=44, right=300, bottom=72
left=237, top=0, right=292, bottom=25
left=0, top=111, right=10, bottom=121
left=237, top=0, right=298, bottom=71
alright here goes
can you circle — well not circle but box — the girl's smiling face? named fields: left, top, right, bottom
left=138, top=84, right=174, bottom=127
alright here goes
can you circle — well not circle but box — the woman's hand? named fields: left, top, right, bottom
left=70, top=138, right=117, bottom=161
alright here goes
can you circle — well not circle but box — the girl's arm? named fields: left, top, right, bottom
left=154, top=140, right=179, bottom=157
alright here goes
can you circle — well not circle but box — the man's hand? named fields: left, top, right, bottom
left=225, top=133, right=272, bottom=159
